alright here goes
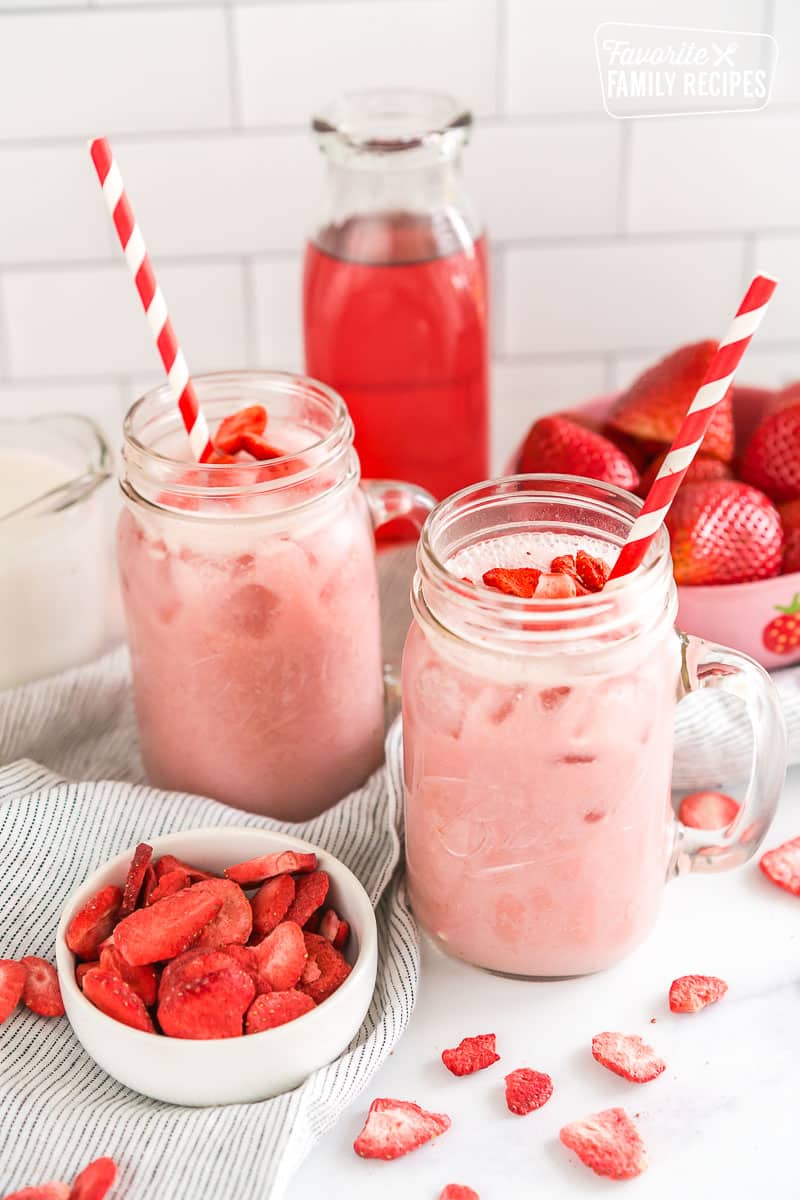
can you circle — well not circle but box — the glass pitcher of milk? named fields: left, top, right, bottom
left=0, top=415, right=116, bottom=689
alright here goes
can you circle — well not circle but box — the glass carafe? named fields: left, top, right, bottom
left=303, top=88, right=489, bottom=505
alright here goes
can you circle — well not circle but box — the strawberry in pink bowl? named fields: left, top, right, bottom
left=509, top=344, right=800, bottom=670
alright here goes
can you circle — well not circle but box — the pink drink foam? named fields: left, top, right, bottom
left=118, top=484, right=384, bottom=821
left=403, top=530, right=680, bottom=976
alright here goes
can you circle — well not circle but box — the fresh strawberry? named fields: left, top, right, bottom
left=251, top=920, right=307, bottom=991
left=439, top=1187, right=479, bottom=1200
left=665, top=480, right=783, bottom=585
left=559, top=1107, right=647, bottom=1180
left=157, top=957, right=255, bottom=1040
left=741, top=403, right=800, bottom=502
left=762, top=595, right=800, bottom=655
left=759, top=836, right=800, bottom=896
left=191, top=879, right=253, bottom=949
left=678, top=791, right=740, bottom=829
left=69, top=1157, right=117, bottom=1200
left=298, top=932, right=351, bottom=1003
left=591, top=1032, right=666, bottom=1083
left=668, top=975, right=728, bottom=1013
left=319, top=909, right=350, bottom=951
left=119, top=843, right=153, bottom=918
left=0, top=958, right=26, bottom=1024
left=285, top=871, right=330, bottom=928
left=638, top=451, right=731, bottom=497
left=441, top=1033, right=500, bottom=1077
left=82, top=968, right=155, bottom=1033
left=535, top=571, right=577, bottom=598
left=519, top=416, right=639, bottom=490
left=3, top=1183, right=70, bottom=1199
left=20, top=957, right=64, bottom=1018
left=251, top=874, right=296, bottom=937
left=224, top=850, right=317, bottom=887
left=66, top=886, right=123, bottom=961
left=780, top=500, right=800, bottom=573
left=113, top=888, right=223, bottom=966
left=98, top=945, right=158, bottom=1007
left=215, top=405, right=267, bottom=454
left=575, top=549, right=609, bottom=592
left=482, top=567, right=541, bottom=598
left=610, top=340, right=734, bottom=461
left=353, top=1098, right=451, bottom=1161
left=245, top=988, right=316, bottom=1033
left=504, top=1067, right=553, bottom=1115
left=601, top=424, right=663, bottom=470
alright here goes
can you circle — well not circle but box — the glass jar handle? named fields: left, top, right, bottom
left=361, top=479, right=436, bottom=711
left=361, top=479, right=436, bottom=535
left=671, top=632, right=787, bottom=876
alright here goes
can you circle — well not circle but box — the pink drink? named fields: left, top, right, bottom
left=403, top=529, right=682, bottom=977
left=118, top=373, right=386, bottom=822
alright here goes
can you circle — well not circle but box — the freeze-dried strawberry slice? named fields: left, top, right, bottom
left=140, top=865, right=157, bottom=907
left=3, top=1183, right=70, bottom=1199
left=759, top=836, right=800, bottom=896
left=300, top=957, right=322, bottom=985
left=245, top=988, right=316, bottom=1033
left=215, top=404, right=267, bottom=453
left=550, top=554, right=577, bottom=577
left=482, top=567, right=541, bottom=598
left=191, top=879, right=253, bottom=949
left=591, top=1032, right=666, bottom=1083
left=82, top=968, right=154, bottom=1033
left=158, top=948, right=239, bottom=1001
left=224, top=850, right=317, bottom=887
left=439, top=1187, right=479, bottom=1200
left=99, top=945, right=158, bottom=1007
left=354, top=1098, right=451, bottom=1161
left=119, top=842, right=153, bottom=918
left=298, top=931, right=351, bottom=1003
left=69, top=1157, right=117, bottom=1200
left=441, top=1033, right=500, bottom=1077
left=240, top=432, right=283, bottom=460
left=535, top=571, right=577, bottom=598
left=75, top=962, right=99, bottom=989
left=21, top=957, right=64, bottom=1018
left=319, top=908, right=350, bottom=951
left=155, top=854, right=217, bottom=883
left=0, top=958, right=26, bottom=1024
left=285, top=871, right=329, bottom=928
left=147, top=868, right=191, bottom=905
left=504, top=1067, right=553, bottom=1115
left=251, top=921, right=306, bottom=991
left=158, top=960, right=255, bottom=1039
left=669, top=974, right=728, bottom=1013
left=678, top=790, right=740, bottom=829
left=114, top=888, right=222, bottom=966
left=219, top=943, right=261, bottom=989
left=560, top=1107, right=647, bottom=1180
left=66, top=885, right=123, bottom=961
left=575, top=550, right=610, bottom=593
left=251, top=874, right=296, bottom=937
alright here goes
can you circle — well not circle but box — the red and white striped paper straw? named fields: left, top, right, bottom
left=609, top=273, right=778, bottom=581
left=89, top=137, right=214, bottom=463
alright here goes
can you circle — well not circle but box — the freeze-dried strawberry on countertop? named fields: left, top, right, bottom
left=353, top=1098, right=451, bottom=1161
left=559, top=1107, right=648, bottom=1180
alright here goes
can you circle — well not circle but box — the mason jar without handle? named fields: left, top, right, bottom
left=402, top=476, right=786, bottom=977
left=303, top=88, right=489, bottom=505
left=118, top=370, right=434, bottom=822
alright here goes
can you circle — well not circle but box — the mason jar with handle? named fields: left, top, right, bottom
left=118, top=370, right=434, bottom=821
left=402, top=475, right=787, bottom=977
left=303, top=88, right=489, bottom=504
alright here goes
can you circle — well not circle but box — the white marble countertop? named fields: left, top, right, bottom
left=296, top=765, right=800, bottom=1198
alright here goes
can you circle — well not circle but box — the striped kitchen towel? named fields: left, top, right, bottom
left=0, top=650, right=418, bottom=1200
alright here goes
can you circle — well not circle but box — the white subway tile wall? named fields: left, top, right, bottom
left=0, top=0, right=796, bottom=471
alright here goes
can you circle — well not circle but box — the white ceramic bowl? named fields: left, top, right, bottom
left=56, top=827, right=378, bottom=1106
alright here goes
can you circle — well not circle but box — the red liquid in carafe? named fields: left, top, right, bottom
left=303, top=213, right=489, bottom=502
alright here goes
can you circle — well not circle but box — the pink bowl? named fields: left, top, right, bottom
left=509, top=387, right=800, bottom=671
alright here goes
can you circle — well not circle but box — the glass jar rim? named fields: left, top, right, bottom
left=414, top=474, right=676, bottom=652
left=121, top=369, right=357, bottom=519
left=312, top=87, right=472, bottom=154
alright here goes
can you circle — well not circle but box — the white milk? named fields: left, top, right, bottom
left=0, top=444, right=115, bottom=689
